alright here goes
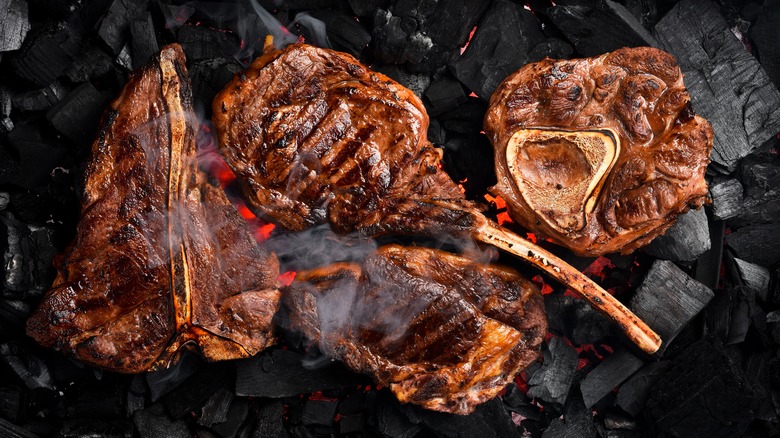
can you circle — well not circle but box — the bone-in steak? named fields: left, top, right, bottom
left=283, top=245, right=547, bottom=415
left=485, top=47, right=713, bottom=256
left=26, top=45, right=280, bottom=373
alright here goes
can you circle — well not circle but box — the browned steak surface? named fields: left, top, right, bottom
left=26, top=44, right=280, bottom=373
left=283, top=245, right=547, bottom=414
left=213, top=43, right=481, bottom=237
left=485, top=47, right=713, bottom=256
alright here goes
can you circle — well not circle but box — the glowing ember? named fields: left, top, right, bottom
left=526, top=232, right=537, bottom=243
left=531, top=275, right=554, bottom=295
left=583, top=256, right=615, bottom=281
left=278, top=271, right=296, bottom=286
left=254, top=222, right=276, bottom=241
left=459, top=26, right=477, bottom=54
left=484, top=193, right=514, bottom=225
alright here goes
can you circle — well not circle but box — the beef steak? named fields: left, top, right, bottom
left=26, top=45, right=280, bottom=373
left=283, top=245, right=547, bottom=415
left=485, top=47, right=713, bottom=256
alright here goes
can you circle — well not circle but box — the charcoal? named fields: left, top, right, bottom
left=404, top=397, right=520, bottom=438
left=0, top=146, right=19, bottom=183
left=347, top=0, right=387, bottom=18
left=162, top=363, right=232, bottom=419
left=12, top=82, right=68, bottom=112
left=256, top=0, right=333, bottom=8
left=126, top=375, right=145, bottom=418
left=751, top=1, right=780, bottom=88
left=0, top=0, right=30, bottom=52
left=64, top=42, right=115, bottom=83
left=733, top=257, right=771, bottom=303
left=450, top=0, right=545, bottom=99
left=198, top=387, right=233, bottom=427
left=376, top=393, right=420, bottom=438
left=133, top=404, right=190, bottom=438
left=6, top=123, right=69, bottom=189
left=424, top=76, right=466, bottom=117
left=744, top=351, right=774, bottom=421
left=302, top=400, right=337, bottom=427
left=339, top=414, right=362, bottom=434
left=427, top=118, right=445, bottom=146
left=97, top=0, right=147, bottom=54
left=11, top=22, right=81, bottom=86
left=615, top=361, right=672, bottom=417
left=211, top=398, right=248, bottom=438
left=732, top=151, right=780, bottom=228
left=502, top=384, right=541, bottom=421
left=58, top=419, right=130, bottom=438
left=1, top=212, right=56, bottom=299
left=619, top=0, right=663, bottom=29
left=705, top=286, right=755, bottom=345
left=437, top=96, right=487, bottom=134
left=442, top=134, right=496, bottom=199
left=235, top=348, right=365, bottom=398
left=177, top=25, right=240, bottom=61
left=580, top=348, right=645, bottom=408
left=629, top=259, right=714, bottom=355
left=375, top=64, right=430, bottom=98
left=188, top=57, right=243, bottom=108
left=644, top=208, right=711, bottom=262
left=0, top=342, right=54, bottom=390
left=726, top=223, right=780, bottom=267
left=694, top=219, right=725, bottom=291
left=115, top=42, right=132, bottom=70
left=145, top=351, right=201, bottom=402
left=541, top=388, right=597, bottom=438
left=1, top=85, right=11, bottom=116
left=306, top=9, right=371, bottom=57
left=0, top=417, right=41, bottom=438
left=527, top=38, right=574, bottom=62
left=527, top=337, right=578, bottom=406
left=545, top=0, right=658, bottom=57
left=47, top=82, right=113, bottom=146
left=544, top=295, right=612, bottom=345
left=645, top=337, right=760, bottom=437
left=60, top=384, right=124, bottom=418
left=372, top=0, right=490, bottom=73
left=654, top=0, right=780, bottom=173
left=130, top=12, right=157, bottom=68
left=0, top=386, right=23, bottom=423
left=157, top=3, right=194, bottom=30
left=252, top=401, right=289, bottom=438
left=709, top=178, right=744, bottom=220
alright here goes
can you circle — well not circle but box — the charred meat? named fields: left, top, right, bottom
left=485, top=47, right=713, bottom=256
left=283, top=245, right=547, bottom=415
left=26, top=45, right=280, bottom=373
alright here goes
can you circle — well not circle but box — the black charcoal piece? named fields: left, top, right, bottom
left=252, top=401, right=289, bottom=438
left=0, top=386, right=23, bottom=423
left=347, top=0, right=386, bottom=18
left=544, top=295, right=612, bottom=345
left=127, top=375, right=145, bottom=418
left=376, top=393, right=420, bottom=438
left=133, top=405, right=190, bottom=438
left=580, top=348, right=645, bottom=408
left=527, top=337, right=578, bottom=406
left=546, top=0, right=658, bottom=57
left=620, top=0, right=663, bottom=29
left=694, top=219, right=724, bottom=291
left=404, top=397, right=520, bottom=438
left=177, top=25, right=240, bottom=61
left=211, top=398, right=248, bottom=438
left=130, top=11, right=157, bottom=68
left=733, top=257, right=771, bottom=303
left=188, top=57, right=243, bottom=108
left=375, top=64, right=430, bottom=98
left=645, top=337, right=760, bottom=437
left=64, top=43, right=114, bottom=83
left=732, top=151, right=780, bottom=228
left=705, top=287, right=754, bottom=345
left=12, top=82, right=68, bottom=112
left=615, top=361, right=672, bottom=417
left=162, top=363, right=231, bottom=419
left=61, top=384, right=124, bottom=418
left=372, top=0, right=490, bottom=73
left=0, top=342, right=54, bottom=390
left=306, top=9, right=371, bottom=57
left=450, top=0, right=545, bottom=99
left=424, top=76, right=466, bottom=117
left=0, top=0, right=30, bottom=52
left=144, top=351, right=201, bottom=402
left=97, top=0, right=147, bottom=54
left=235, top=348, right=364, bottom=398
left=339, top=414, right=362, bottom=434
left=629, top=259, right=714, bottom=355
left=157, top=3, right=195, bottom=31
left=654, top=0, right=780, bottom=173
left=6, top=123, right=68, bottom=189
left=541, top=389, right=597, bottom=438
left=0, top=416, right=41, bottom=438
left=198, top=387, right=233, bottom=427
left=437, top=96, right=487, bottom=134
left=1, top=212, right=55, bottom=299
left=115, top=42, right=132, bottom=70
left=726, top=223, right=780, bottom=267
left=644, top=208, right=710, bottom=262
left=709, top=178, right=743, bottom=220
left=302, top=399, right=338, bottom=427
left=751, top=1, right=780, bottom=88
left=527, top=38, right=574, bottom=62
left=47, top=82, right=112, bottom=146
left=11, top=23, right=81, bottom=86
left=1, top=85, right=11, bottom=116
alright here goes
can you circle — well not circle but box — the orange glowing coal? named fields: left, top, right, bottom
left=484, top=193, right=514, bottom=226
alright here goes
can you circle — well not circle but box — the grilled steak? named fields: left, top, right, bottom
left=213, top=42, right=661, bottom=354
left=213, top=42, right=480, bottom=237
left=485, top=47, right=713, bottom=256
left=283, top=245, right=547, bottom=415
left=26, top=45, right=280, bottom=373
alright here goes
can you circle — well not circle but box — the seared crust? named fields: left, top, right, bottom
left=485, top=47, right=713, bottom=256
left=284, top=245, right=547, bottom=415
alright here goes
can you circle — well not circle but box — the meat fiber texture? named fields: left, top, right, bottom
left=283, top=245, right=547, bottom=415
left=485, top=47, right=713, bottom=256
left=26, top=44, right=280, bottom=373
left=212, top=43, right=484, bottom=238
